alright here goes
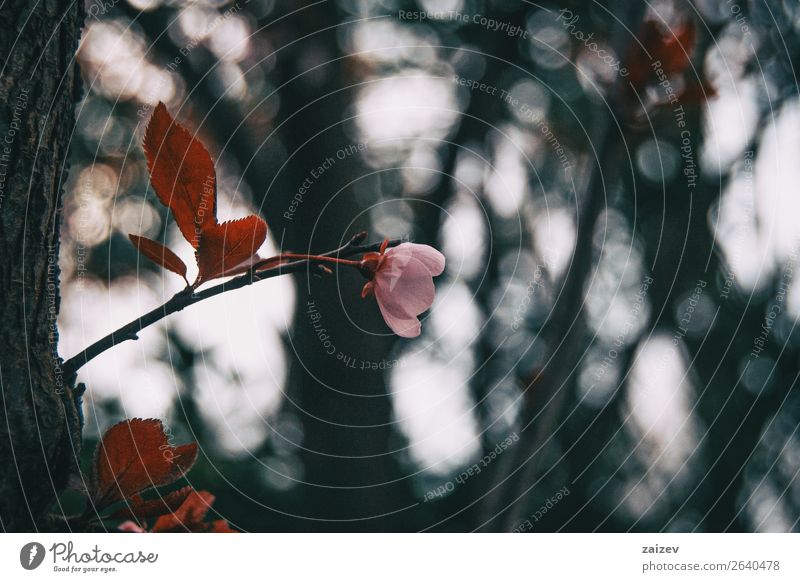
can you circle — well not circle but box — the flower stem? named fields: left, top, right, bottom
left=274, top=253, right=362, bottom=267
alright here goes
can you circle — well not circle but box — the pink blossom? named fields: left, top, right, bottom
left=361, top=242, right=445, bottom=338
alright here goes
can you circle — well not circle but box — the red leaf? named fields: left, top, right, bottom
left=144, top=102, right=216, bottom=248
left=653, top=19, right=695, bottom=76
left=195, top=215, right=268, bottom=284
left=108, top=486, right=194, bottom=521
left=629, top=19, right=696, bottom=91
left=129, top=234, right=189, bottom=285
left=92, top=419, right=199, bottom=509
left=151, top=490, right=236, bottom=533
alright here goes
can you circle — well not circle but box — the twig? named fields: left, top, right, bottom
left=62, top=234, right=402, bottom=377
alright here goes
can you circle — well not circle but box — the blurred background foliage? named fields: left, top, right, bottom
left=58, top=0, right=800, bottom=531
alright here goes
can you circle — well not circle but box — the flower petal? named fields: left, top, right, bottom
left=376, top=256, right=436, bottom=316
left=374, top=291, right=422, bottom=338
left=386, top=243, right=445, bottom=277
left=370, top=243, right=445, bottom=338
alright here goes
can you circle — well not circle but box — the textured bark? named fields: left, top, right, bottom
left=0, top=0, right=83, bottom=531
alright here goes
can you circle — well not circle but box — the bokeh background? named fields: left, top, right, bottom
left=57, top=0, right=800, bottom=532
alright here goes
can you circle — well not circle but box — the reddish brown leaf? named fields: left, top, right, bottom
left=654, top=19, right=695, bottom=76
left=129, top=234, right=189, bottom=285
left=195, top=215, right=268, bottom=284
left=144, top=102, right=216, bottom=248
left=151, top=490, right=236, bottom=533
left=108, top=486, right=194, bottom=521
left=92, top=419, right=199, bottom=509
left=629, top=19, right=696, bottom=91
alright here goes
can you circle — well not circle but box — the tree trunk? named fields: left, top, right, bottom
left=0, top=0, right=83, bottom=531
left=265, top=6, right=414, bottom=531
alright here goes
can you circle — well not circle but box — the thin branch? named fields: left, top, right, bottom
left=62, top=235, right=402, bottom=378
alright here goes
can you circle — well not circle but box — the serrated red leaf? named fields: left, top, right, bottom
left=108, top=486, right=194, bottom=521
left=150, top=490, right=236, bottom=533
left=195, top=215, right=268, bottom=284
left=92, top=419, right=199, bottom=509
left=144, top=102, right=216, bottom=248
left=129, top=234, right=189, bottom=285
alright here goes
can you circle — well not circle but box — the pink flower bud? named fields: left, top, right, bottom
left=371, top=243, right=445, bottom=338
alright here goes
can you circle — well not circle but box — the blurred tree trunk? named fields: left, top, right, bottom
left=272, top=6, right=413, bottom=532
left=0, top=0, right=83, bottom=531
left=118, top=3, right=415, bottom=530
